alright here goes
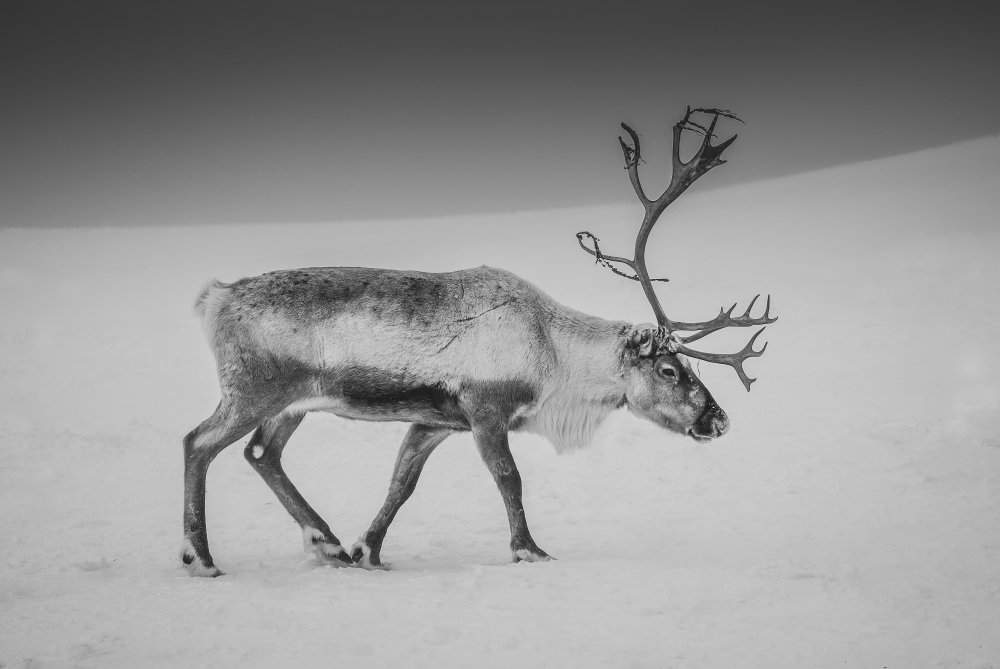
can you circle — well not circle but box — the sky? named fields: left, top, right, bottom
left=2, top=0, right=999, bottom=228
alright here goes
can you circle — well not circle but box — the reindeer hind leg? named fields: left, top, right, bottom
left=244, top=412, right=353, bottom=567
left=181, top=397, right=269, bottom=576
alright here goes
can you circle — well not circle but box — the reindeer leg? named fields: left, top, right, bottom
left=352, top=424, right=452, bottom=569
left=244, top=413, right=353, bottom=567
left=181, top=399, right=269, bottom=577
left=472, top=427, right=552, bottom=563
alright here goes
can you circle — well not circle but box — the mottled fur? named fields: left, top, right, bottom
left=197, top=266, right=628, bottom=449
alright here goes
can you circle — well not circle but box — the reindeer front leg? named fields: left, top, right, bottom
left=472, top=427, right=552, bottom=563
left=352, top=424, right=452, bottom=569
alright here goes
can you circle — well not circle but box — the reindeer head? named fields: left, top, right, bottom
left=580, top=108, right=777, bottom=442
left=621, top=326, right=729, bottom=442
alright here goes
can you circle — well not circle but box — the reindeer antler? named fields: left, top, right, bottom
left=578, top=107, right=776, bottom=391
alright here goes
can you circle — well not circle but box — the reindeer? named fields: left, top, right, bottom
left=181, top=107, right=776, bottom=576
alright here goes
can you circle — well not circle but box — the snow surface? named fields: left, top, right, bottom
left=2, top=138, right=999, bottom=668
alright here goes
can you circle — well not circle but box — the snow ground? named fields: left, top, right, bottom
left=1, top=137, right=999, bottom=668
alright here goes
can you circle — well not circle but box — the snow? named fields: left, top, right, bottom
left=2, top=137, right=999, bottom=668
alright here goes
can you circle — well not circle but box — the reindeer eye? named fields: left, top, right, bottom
left=658, top=365, right=678, bottom=380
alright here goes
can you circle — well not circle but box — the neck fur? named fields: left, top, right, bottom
left=528, top=309, right=630, bottom=453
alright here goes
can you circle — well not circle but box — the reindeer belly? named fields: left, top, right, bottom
left=280, top=365, right=471, bottom=429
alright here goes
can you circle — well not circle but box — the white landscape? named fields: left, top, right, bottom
left=1, top=137, right=999, bottom=668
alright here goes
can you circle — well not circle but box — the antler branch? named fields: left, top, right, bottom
left=677, top=295, right=776, bottom=344
left=676, top=327, right=768, bottom=391
left=576, top=232, right=669, bottom=283
left=576, top=232, right=640, bottom=280
left=659, top=107, right=741, bottom=211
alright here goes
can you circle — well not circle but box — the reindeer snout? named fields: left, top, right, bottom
left=691, top=402, right=730, bottom=441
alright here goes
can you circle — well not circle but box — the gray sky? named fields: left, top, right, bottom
left=2, top=0, right=998, bottom=227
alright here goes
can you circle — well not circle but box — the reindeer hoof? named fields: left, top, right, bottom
left=180, top=540, right=225, bottom=577
left=512, top=547, right=553, bottom=563
left=350, top=541, right=388, bottom=570
left=302, top=527, right=353, bottom=567
left=181, top=552, right=224, bottom=577
left=188, top=562, right=225, bottom=577
left=310, top=542, right=353, bottom=567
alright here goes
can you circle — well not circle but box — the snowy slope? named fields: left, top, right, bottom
left=1, top=137, right=999, bottom=668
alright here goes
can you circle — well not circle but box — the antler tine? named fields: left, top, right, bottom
left=619, top=123, right=650, bottom=206
left=692, top=108, right=745, bottom=124
left=670, top=107, right=692, bottom=175
left=704, top=111, right=720, bottom=141
left=676, top=327, right=769, bottom=392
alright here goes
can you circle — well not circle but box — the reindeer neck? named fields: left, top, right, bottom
left=527, top=304, right=631, bottom=452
